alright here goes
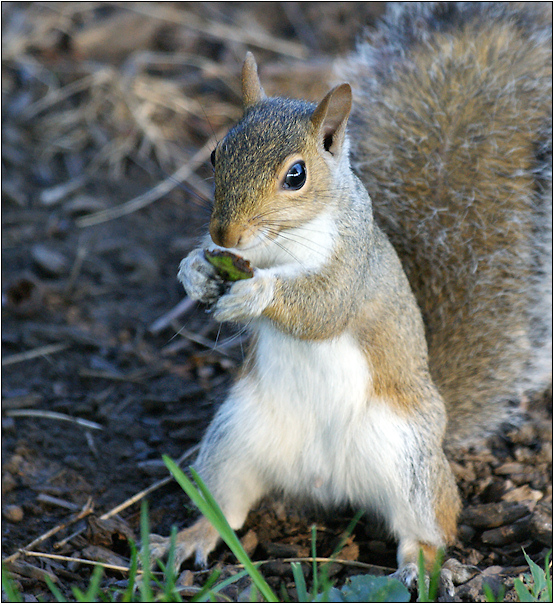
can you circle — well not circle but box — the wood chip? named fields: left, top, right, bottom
left=6, top=560, right=58, bottom=585
left=85, top=515, right=135, bottom=548
left=81, top=545, right=129, bottom=569
left=529, top=499, right=553, bottom=546
left=460, top=501, right=531, bottom=529
left=240, top=529, right=259, bottom=556
left=501, top=485, right=543, bottom=504
left=480, top=517, right=531, bottom=546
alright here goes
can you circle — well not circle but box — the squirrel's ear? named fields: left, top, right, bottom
left=242, top=52, right=266, bottom=109
left=310, top=83, right=352, bottom=155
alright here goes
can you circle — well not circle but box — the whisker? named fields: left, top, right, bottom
left=262, top=226, right=330, bottom=259
left=259, top=229, right=308, bottom=268
left=168, top=320, right=190, bottom=343
left=261, top=221, right=333, bottom=244
left=213, top=323, right=223, bottom=349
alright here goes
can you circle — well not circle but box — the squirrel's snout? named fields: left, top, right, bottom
left=209, top=218, right=244, bottom=249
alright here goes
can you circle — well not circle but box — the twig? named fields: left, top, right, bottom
left=101, top=444, right=200, bottom=520
left=2, top=343, right=70, bottom=366
left=1, top=393, right=43, bottom=410
left=53, top=444, right=200, bottom=550
left=39, top=175, right=88, bottom=207
left=76, top=137, right=217, bottom=227
left=6, top=443, right=198, bottom=562
left=36, top=494, right=80, bottom=512
left=228, top=556, right=394, bottom=574
left=149, top=297, right=197, bottom=334
left=175, top=327, right=233, bottom=358
left=124, top=4, right=307, bottom=59
left=3, top=498, right=94, bottom=564
left=19, top=550, right=158, bottom=576
left=86, top=430, right=99, bottom=458
left=24, top=73, right=107, bottom=118
left=282, top=556, right=395, bottom=572
left=77, top=368, right=151, bottom=382
left=5, top=409, right=103, bottom=431
left=64, top=243, right=89, bottom=296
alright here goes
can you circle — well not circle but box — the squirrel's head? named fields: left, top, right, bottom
left=209, top=52, right=352, bottom=250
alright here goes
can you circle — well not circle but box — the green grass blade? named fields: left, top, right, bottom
left=163, top=457, right=278, bottom=602
left=514, top=578, right=535, bottom=603
left=84, top=565, right=104, bottom=601
left=43, top=575, right=67, bottom=602
left=482, top=582, right=496, bottom=603
left=329, top=510, right=364, bottom=560
left=190, top=568, right=222, bottom=603
left=523, top=549, right=546, bottom=596
left=427, top=548, right=444, bottom=602
left=139, top=500, right=155, bottom=602
left=316, top=509, right=364, bottom=600
left=249, top=585, right=260, bottom=602
left=417, top=549, right=429, bottom=603
left=291, top=562, right=309, bottom=603
left=159, top=526, right=182, bottom=602
left=70, top=586, right=87, bottom=601
left=311, top=524, right=319, bottom=599
left=121, top=539, right=139, bottom=603
left=2, top=566, right=24, bottom=603
left=71, top=566, right=103, bottom=601
left=483, top=581, right=505, bottom=603
left=194, top=568, right=252, bottom=602
left=544, top=550, right=553, bottom=602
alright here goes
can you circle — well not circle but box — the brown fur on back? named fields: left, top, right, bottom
left=342, top=2, right=552, bottom=445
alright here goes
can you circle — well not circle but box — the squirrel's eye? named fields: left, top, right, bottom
left=210, top=149, right=216, bottom=167
left=283, top=161, right=306, bottom=190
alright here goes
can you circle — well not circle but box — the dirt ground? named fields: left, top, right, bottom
left=2, top=3, right=552, bottom=602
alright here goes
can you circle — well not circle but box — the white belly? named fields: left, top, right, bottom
left=225, top=320, right=416, bottom=512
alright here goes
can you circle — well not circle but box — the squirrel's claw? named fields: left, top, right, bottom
left=212, top=271, right=274, bottom=323
left=391, top=562, right=419, bottom=591
left=146, top=519, right=220, bottom=572
left=391, top=558, right=479, bottom=599
left=178, top=249, right=226, bottom=306
left=147, top=533, right=172, bottom=570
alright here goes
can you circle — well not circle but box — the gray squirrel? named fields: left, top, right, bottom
left=150, top=2, right=552, bottom=585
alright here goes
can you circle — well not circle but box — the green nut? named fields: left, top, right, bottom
left=204, top=249, right=254, bottom=282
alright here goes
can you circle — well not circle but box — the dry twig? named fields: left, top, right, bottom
left=2, top=343, right=70, bottom=366
left=76, top=138, right=217, bottom=227
left=125, top=4, right=308, bottom=59
left=3, top=498, right=94, bottom=565
left=53, top=444, right=200, bottom=550
left=5, top=409, right=103, bottom=431
left=149, top=297, right=197, bottom=335
left=19, top=550, right=147, bottom=576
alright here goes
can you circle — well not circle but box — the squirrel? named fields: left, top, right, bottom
left=150, top=2, right=552, bottom=586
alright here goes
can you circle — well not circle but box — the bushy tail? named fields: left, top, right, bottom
left=342, top=2, right=552, bottom=445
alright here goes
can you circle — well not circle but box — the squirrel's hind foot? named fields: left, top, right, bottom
left=147, top=518, right=220, bottom=571
left=392, top=558, right=478, bottom=599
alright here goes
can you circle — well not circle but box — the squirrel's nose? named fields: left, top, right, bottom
left=209, top=219, right=243, bottom=249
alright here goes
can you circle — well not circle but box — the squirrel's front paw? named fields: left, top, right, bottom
left=212, top=270, right=274, bottom=323
left=178, top=249, right=226, bottom=305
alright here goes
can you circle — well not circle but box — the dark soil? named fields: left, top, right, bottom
left=2, top=3, right=551, bottom=602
